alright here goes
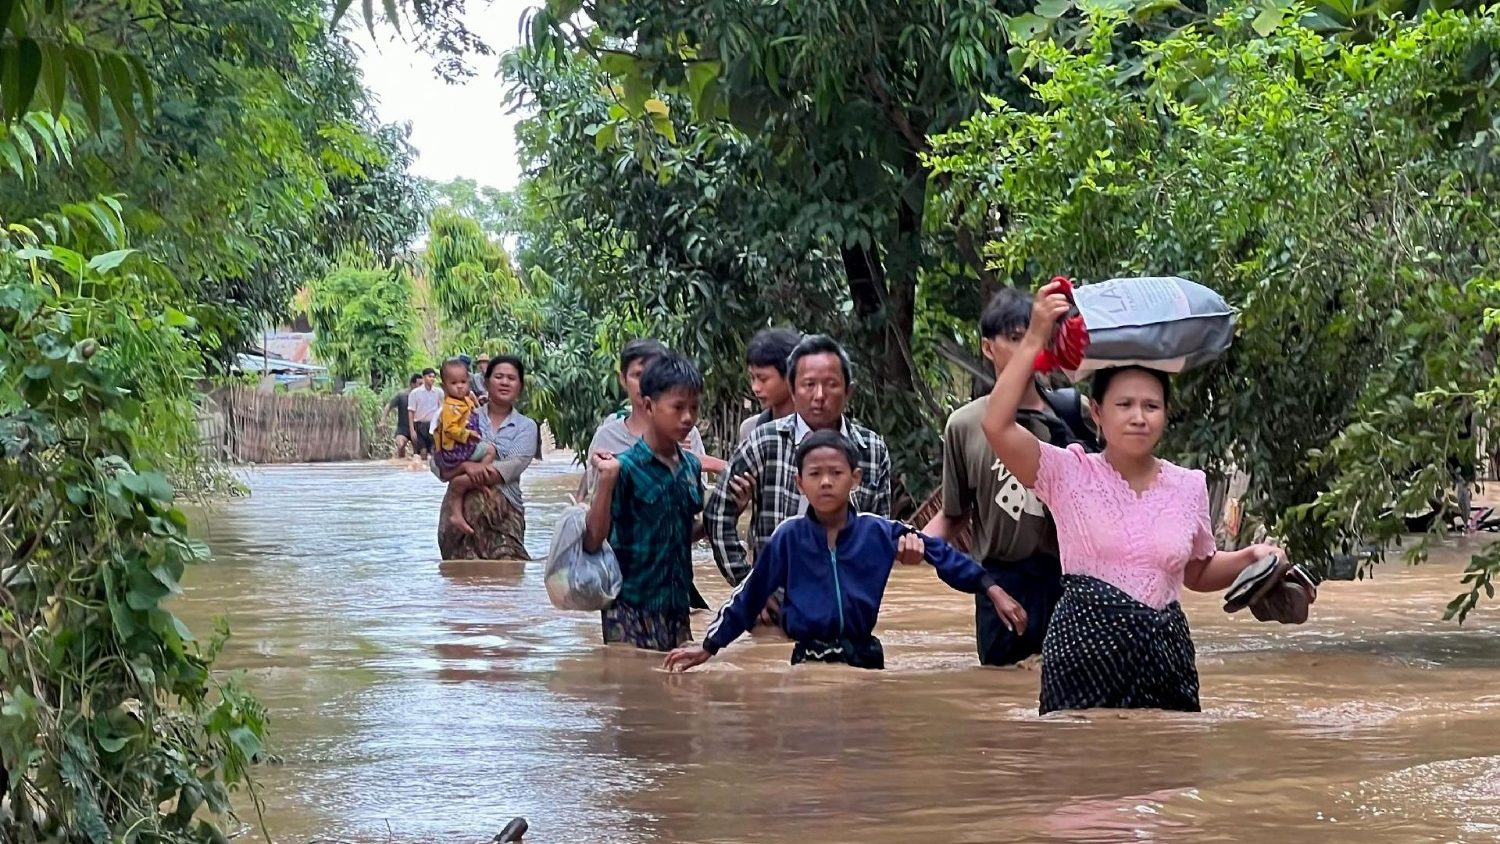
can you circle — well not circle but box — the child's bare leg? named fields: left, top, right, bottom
left=443, top=473, right=477, bottom=536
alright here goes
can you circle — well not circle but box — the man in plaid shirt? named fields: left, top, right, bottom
left=705, top=335, right=892, bottom=587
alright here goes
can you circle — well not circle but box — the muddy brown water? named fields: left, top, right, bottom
left=179, top=459, right=1500, bottom=843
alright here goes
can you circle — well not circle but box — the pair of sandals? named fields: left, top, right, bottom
left=1223, top=555, right=1318, bottom=624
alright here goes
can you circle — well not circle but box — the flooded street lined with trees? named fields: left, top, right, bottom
left=183, top=461, right=1500, bottom=843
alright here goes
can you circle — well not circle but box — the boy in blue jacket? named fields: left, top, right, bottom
left=664, top=430, right=1027, bottom=671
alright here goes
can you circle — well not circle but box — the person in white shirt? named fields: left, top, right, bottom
left=406, top=367, right=442, bottom=458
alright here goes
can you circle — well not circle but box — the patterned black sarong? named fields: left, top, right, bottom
left=1039, top=575, right=1200, bottom=714
left=791, top=635, right=885, bottom=670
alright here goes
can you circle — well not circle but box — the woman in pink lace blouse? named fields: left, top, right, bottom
left=981, top=282, right=1285, bottom=714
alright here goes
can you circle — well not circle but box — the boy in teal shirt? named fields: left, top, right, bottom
left=583, top=352, right=707, bottom=651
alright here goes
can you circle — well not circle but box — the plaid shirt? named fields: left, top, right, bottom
left=705, top=415, right=891, bottom=585
left=611, top=438, right=704, bottom=612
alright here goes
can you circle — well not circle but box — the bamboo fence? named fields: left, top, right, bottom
left=207, top=386, right=365, bottom=464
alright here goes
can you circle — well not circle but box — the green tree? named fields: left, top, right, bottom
left=305, top=255, right=420, bottom=390
left=424, top=207, right=537, bottom=357
left=2, top=0, right=429, bottom=363
left=426, top=177, right=518, bottom=239
left=1, top=189, right=267, bottom=842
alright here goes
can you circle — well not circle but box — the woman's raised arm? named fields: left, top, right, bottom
left=980, top=282, right=1072, bottom=489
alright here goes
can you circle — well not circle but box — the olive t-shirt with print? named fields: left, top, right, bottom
left=940, top=397, right=1072, bottom=565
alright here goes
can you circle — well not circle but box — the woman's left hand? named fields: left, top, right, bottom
left=463, top=461, right=500, bottom=486
left=1245, top=542, right=1284, bottom=566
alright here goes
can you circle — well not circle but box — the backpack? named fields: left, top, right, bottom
left=1041, top=386, right=1101, bottom=453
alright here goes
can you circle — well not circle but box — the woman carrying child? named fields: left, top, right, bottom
left=979, top=281, right=1305, bottom=713
left=434, top=356, right=540, bottom=559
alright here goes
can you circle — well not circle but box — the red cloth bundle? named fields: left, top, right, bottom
left=1032, top=276, right=1090, bottom=373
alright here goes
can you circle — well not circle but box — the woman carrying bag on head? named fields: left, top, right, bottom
left=980, top=280, right=1309, bottom=714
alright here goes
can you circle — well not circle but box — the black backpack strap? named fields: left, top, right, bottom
left=1042, top=386, right=1100, bottom=452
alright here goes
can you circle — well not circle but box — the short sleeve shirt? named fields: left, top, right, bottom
left=941, top=397, right=1069, bottom=564
left=1034, top=443, right=1217, bottom=609
left=610, top=439, right=705, bottom=612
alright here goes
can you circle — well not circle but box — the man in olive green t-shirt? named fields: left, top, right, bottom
left=924, top=289, right=1090, bottom=666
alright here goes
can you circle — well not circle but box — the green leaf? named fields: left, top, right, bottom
left=150, top=563, right=183, bottom=595
left=686, top=60, right=721, bottom=118
left=598, top=52, right=640, bottom=77
left=101, top=53, right=139, bottom=141
left=0, top=135, right=23, bottom=178
left=227, top=726, right=262, bottom=762
left=23, top=111, right=57, bottom=160
left=22, top=363, right=50, bottom=379
left=103, top=567, right=136, bottom=639
left=96, top=734, right=128, bottom=753
left=0, top=0, right=15, bottom=37
left=1036, top=0, right=1073, bottom=19
left=331, top=0, right=356, bottom=23
left=87, top=248, right=136, bottom=273
left=41, top=41, right=65, bottom=115
left=650, top=114, right=676, bottom=143
left=172, top=615, right=195, bottom=642
left=66, top=47, right=102, bottom=129
left=1252, top=6, right=1282, bottom=37
left=11, top=119, right=35, bottom=165
left=13, top=37, right=41, bottom=118
left=126, top=54, right=154, bottom=117
left=621, top=73, right=651, bottom=114
left=643, top=97, right=669, bottom=117
left=594, top=122, right=616, bottom=152
left=1005, top=14, right=1049, bottom=43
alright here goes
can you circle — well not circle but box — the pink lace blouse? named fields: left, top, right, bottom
left=1034, top=443, right=1217, bottom=609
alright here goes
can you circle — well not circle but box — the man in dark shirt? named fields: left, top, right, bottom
left=382, top=373, right=421, bottom=459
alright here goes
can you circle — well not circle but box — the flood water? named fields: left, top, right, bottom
left=179, top=459, right=1500, bottom=843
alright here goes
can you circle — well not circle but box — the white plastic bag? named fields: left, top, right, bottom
left=544, top=503, right=623, bottom=611
left=1068, top=276, right=1235, bottom=378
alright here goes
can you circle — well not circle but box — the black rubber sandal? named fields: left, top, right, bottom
left=1223, top=555, right=1285, bottom=614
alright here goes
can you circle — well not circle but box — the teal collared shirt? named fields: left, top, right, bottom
left=610, top=437, right=704, bottom=612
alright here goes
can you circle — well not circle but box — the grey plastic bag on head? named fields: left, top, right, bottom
left=545, top=503, right=623, bottom=611
left=1068, top=276, right=1235, bottom=379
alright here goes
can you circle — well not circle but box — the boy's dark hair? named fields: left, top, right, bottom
left=439, top=357, right=468, bottom=379
left=639, top=352, right=704, bottom=399
left=1090, top=366, right=1172, bottom=407
left=979, top=287, right=1033, bottom=340
left=421, top=367, right=436, bottom=377
left=486, top=354, right=525, bottom=386
left=786, top=334, right=852, bottom=386
left=619, top=338, right=668, bottom=373
left=794, top=429, right=860, bottom=472
left=408, top=373, right=422, bottom=386
left=746, top=327, right=803, bottom=376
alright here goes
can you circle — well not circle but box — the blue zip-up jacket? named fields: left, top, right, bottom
left=702, top=508, right=998, bottom=655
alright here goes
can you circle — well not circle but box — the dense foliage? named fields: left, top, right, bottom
left=926, top=8, right=1500, bottom=614
left=1, top=0, right=425, bottom=839
left=0, top=0, right=428, bottom=362
left=304, top=254, right=422, bottom=391
left=1, top=201, right=267, bottom=841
